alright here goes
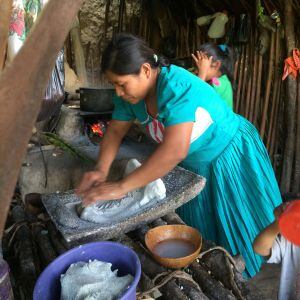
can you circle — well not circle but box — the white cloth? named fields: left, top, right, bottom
left=60, top=260, right=133, bottom=300
left=268, top=235, right=300, bottom=300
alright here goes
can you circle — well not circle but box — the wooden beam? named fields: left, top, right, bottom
left=0, top=0, right=85, bottom=238
left=280, top=0, right=297, bottom=192
left=0, top=0, right=12, bottom=70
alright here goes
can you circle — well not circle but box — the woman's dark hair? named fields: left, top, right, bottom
left=198, top=43, right=235, bottom=84
left=101, top=33, right=168, bottom=75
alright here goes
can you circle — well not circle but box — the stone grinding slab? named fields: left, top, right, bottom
left=42, top=160, right=206, bottom=246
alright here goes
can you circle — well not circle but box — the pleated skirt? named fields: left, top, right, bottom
left=177, top=116, right=282, bottom=277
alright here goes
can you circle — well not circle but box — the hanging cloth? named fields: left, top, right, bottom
left=282, top=48, right=300, bottom=80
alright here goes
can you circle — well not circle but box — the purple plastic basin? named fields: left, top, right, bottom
left=33, top=241, right=141, bottom=300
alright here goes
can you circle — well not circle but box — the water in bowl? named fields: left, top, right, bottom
left=153, top=239, right=196, bottom=258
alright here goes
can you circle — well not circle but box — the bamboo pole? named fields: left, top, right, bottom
left=245, top=37, right=254, bottom=120
left=253, top=54, right=263, bottom=127
left=249, top=50, right=258, bottom=123
left=0, top=0, right=12, bottom=70
left=235, top=45, right=245, bottom=112
left=266, top=29, right=281, bottom=151
left=240, top=44, right=250, bottom=116
left=270, top=81, right=282, bottom=161
left=0, top=0, right=85, bottom=238
left=260, top=32, right=275, bottom=139
left=280, top=0, right=297, bottom=193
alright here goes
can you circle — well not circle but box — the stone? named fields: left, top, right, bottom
left=42, top=159, right=206, bottom=246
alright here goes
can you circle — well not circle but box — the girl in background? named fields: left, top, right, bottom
left=192, top=43, right=234, bottom=109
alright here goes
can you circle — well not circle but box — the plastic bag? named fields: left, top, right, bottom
left=37, top=50, right=65, bottom=122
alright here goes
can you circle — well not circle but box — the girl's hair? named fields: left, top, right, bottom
left=198, top=43, right=235, bottom=84
left=101, top=33, right=168, bottom=75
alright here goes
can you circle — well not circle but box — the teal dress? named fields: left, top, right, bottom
left=112, top=65, right=282, bottom=277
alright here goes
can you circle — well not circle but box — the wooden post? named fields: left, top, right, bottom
left=293, top=79, right=300, bottom=192
left=0, top=0, right=85, bottom=238
left=280, top=0, right=297, bottom=193
left=0, top=0, right=12, bottom=70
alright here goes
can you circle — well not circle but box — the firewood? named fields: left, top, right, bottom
left=11, top=206, right=37, bottom=293
left=32, top=224, right=57, bottom=267
left=188, top=261, right=236, bottom=300
left=46, top=220, right=67, bottom=255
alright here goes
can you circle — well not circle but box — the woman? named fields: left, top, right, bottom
left=77, top=33, right=282, bottom=277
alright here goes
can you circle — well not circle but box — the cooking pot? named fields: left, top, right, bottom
left=77, top=87, right=114, bottom=112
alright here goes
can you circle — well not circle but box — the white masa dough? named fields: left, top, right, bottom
left=80, top=159, right=166, bottom=223
left=60, top=260, right=133, bottom=300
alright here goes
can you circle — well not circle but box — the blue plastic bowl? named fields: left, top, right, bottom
left=33, top=241, right=141, bottom=300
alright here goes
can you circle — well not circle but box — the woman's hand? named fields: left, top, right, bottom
left=76, top=169, right=108, bottom=196
left=191, top=51, right=212, bottom=81
left=80, top=181, right=127, bottom=207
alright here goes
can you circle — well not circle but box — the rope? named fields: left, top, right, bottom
left=136, top=245, right=240, bottom=299
left=6, top=220, right=46, bottom=249
left=197, top=246, right=237, bottom=268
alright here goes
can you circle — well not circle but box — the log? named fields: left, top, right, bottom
left=176, top=278, right=209, bottom=300
left=11, top=206, right=37, bottom=293
left=188, top=261, right=236, bottom=300
left=0, top=0, right=12, bottom=70
left=200, top=250, right=243, bottom=299
left=46, top=220, right=67, bottom=255
left=232, top=269, right=264, bottom=300
left=0, top=0, right=84, bottom=239
left=280, top=0, right=297, bottom=193
left=32, top=224, right=57, bottom=267
left=150, top=218, right=167, bottom=227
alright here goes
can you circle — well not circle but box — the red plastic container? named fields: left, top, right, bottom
left=279, top=200, right=300, bottom=246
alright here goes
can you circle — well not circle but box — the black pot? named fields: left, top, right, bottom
left=77, top=87, right=114, bottom=112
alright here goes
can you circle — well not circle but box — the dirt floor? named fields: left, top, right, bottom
left=250, top=263, right=281, bottom=299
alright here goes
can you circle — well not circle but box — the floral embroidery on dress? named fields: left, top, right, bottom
left=9, top=7, right=25, bottom=39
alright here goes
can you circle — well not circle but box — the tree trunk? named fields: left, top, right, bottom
left=0, top=0, right=85, bottom=238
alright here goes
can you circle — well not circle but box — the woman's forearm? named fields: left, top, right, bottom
left=120, top=142, right=184, bottom=192
left=96, top=120, right=132, bottom=175
left=120, top=123, right=193, bottom=192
